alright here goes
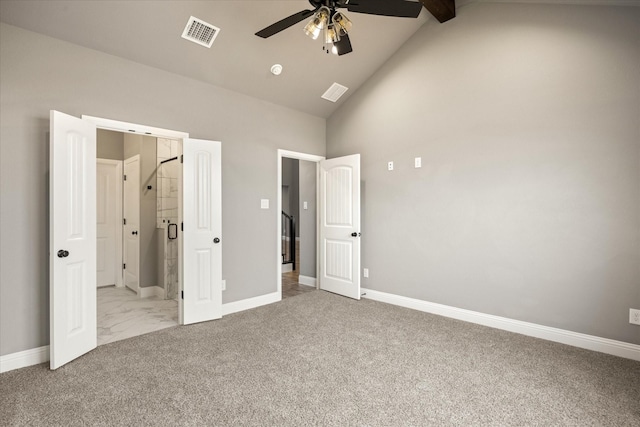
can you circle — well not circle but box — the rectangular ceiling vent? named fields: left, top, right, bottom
left=182, top=16, right=220, bottom=48
left=321, top=83, right=349, bottom=103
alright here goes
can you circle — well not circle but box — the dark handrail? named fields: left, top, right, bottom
left=281, top=211, right=296, bottom=271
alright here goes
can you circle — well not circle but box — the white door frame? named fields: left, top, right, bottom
left=96, top=158, right=123, bottom=287
left=277, top=150, right=325, bottom=297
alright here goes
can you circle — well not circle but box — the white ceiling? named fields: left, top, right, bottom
left=2, top=1, right=635, bottom=118
left=0, top=0, right=441, bottom=118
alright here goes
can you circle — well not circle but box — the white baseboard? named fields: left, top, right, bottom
left=298, top=275, right=317, bottom=287
left=222, top=291, right=280, bottom=316
left=139, top=286, right=164, bottom=299
left=281, top=264, right=293, bottom=273
left=361, top=288, right=640, bottom=362
left=0, top=345, right=49, bottom=373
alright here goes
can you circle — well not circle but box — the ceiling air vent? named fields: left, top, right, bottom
left=321, top=83, right=349, bottom=103
left=181, top=16, right=220, bottom=48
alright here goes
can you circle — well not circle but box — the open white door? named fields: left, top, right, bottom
left=319, top=154, right=361, bottom=300
left=123, top=155, right=140, bottom=293
left=96, top=159, right=122, bottom=287
left=181, top=138, right=222, bottom=325
left=50, top=110, right=97, bottom=369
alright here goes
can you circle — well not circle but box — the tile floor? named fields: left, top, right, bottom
left=97, top=286, right=178, bottom=346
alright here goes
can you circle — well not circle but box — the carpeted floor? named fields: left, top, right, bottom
left=1, top=290, right=639, bottom=426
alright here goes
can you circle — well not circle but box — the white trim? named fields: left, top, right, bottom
left=298, top=275, right=317, bottom=287
left=277, top=150, right=325, bottom=296
left=82, top=115, right=189, bottom=139
left=222, top=292, right=280, bottom=316
left=361, top=288, right=640, bottom=362
left=139, top=286, right=165, bottom=299
left=0, top=346, right=50, bottom=373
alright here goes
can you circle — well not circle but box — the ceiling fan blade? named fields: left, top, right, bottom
left=335, top=34, right=353, bottom=56
left=346, top=0, right=423, bottom=18
left=255, top=9, right=315, bottom=38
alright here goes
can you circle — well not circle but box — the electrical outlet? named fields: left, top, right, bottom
left=363, top=268, right=369, bottom=278
left=222, top=280, right=226, bottom=291
left=388, top=161, right=394, bottom=171
left=630, top=308, right=640, bottom=325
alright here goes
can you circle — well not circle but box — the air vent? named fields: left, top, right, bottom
left=321, top=83, right=349, bottom=102
left=182, top=16, right=220, bottom=48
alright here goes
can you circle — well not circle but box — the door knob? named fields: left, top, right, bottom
left=57, top=250, right=69, bottom=258
left=131, top=231, right=138, bottom=235
left=213, top=237, right=220, bottom=244
left=351, top=232, right=361, bottom=237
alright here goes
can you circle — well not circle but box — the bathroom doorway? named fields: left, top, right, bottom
left=95, top=130, right=180, bottom=345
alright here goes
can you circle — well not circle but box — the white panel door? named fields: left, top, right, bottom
left=50, top=110, right=97, bottom=370
left=96, top=159, right=122, bottom=287
left=182, top=138, right=222, bottom=325
left=319, top=154, right=361, bottom=300
left=123, top=155, right=140, bottom=294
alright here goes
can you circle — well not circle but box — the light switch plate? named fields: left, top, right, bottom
left=415, top=157, right=422, bottom=168
left=303, top=201, right=308, bottom=210
left=260, top=199, right=269, bottom=209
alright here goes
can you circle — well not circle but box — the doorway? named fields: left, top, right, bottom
left=277, top=150, right=324, bottom=299
left=50, top=111, right=223, bottom=369
left=96, top=130, right=179, bottom=345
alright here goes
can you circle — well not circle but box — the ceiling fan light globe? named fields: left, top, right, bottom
left=304, top=21, right=322, bottom=39
left=304, top=7, right=330, bottom=40
left=324, top=24, right=340, bottom=44
left=333, top=12, right=352, bottom=35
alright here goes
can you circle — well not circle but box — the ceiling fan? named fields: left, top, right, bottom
left=255, top=0, right=424, bottom=56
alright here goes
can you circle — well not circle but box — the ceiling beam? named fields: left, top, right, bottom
left=420, top=0, right=456, bottom=23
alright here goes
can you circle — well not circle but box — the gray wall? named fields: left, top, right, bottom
left=123, top=134, right=158, bottom=289
left=298, top=160, right=316, bottom=278
left=326, top=3, right=640, bottom=345
left=0, top=23, right=325, bottom=356
left=96, top=129, right=124, bottom=160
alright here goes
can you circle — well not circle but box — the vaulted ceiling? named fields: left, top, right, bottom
left=1, top=1, right=628, bottom=118
left=0, top=1, right=463, bottom=117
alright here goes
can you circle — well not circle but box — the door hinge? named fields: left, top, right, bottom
left=181, top=222, right=183, bottom=231
left=180, top=155, right=183, bottom=164
left=123, top=218, right=126, bottom=225
left=124, top=174, right=127, bottom=181
left=123, top=263, right=126, bottom=270
left=181, top=290, right=184, bottom=299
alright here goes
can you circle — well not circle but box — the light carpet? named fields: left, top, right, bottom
left=1, top=290, right=638, bottom=426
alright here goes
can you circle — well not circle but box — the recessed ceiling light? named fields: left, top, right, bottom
left=270, top=64, right=283, bottom=76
